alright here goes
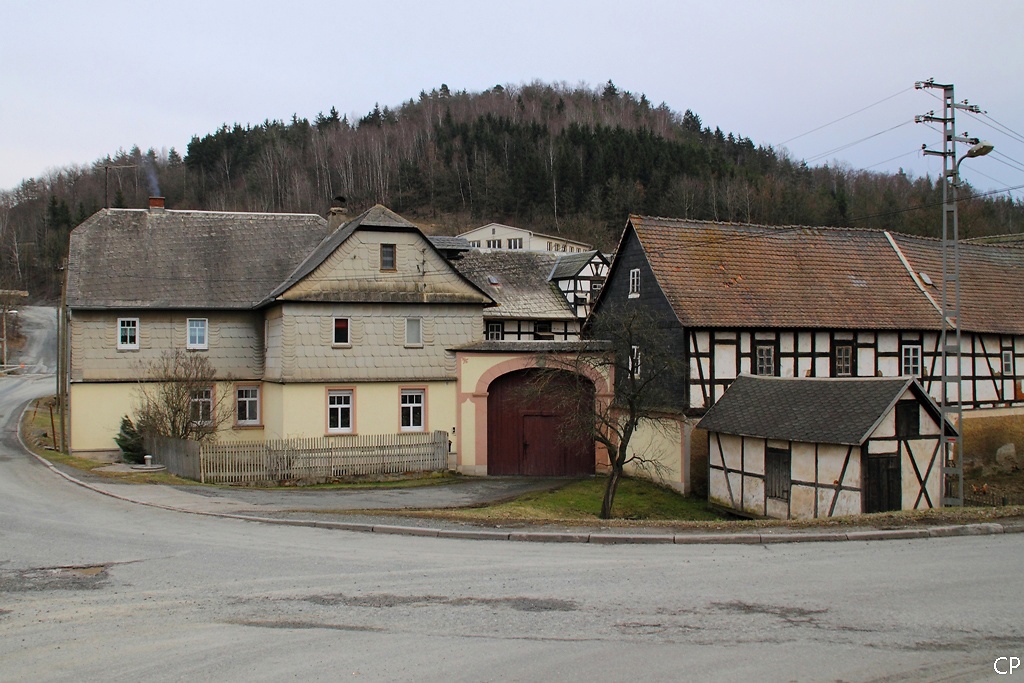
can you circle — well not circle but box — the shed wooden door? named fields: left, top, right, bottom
left=863, top=452, right=901, bottom=513
left=487, top=369, right=595, bottom=476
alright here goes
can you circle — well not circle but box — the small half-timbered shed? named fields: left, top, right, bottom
left=547, top=250, right=610, bottom=319
left=698, top=375, right=957, bottom=519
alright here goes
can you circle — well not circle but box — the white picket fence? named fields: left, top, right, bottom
left=148, top=431, right=449, bottom=484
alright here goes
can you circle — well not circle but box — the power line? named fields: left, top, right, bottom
left=779, top=87, right=912, bottom=146
left=864, top=148, right=921, bottom=171
left=804, top=120, right=914, bottom=163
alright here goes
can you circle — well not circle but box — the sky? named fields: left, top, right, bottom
left=3, top=0, right=1023, bottom=199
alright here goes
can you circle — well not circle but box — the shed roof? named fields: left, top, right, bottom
left=696, top=375, right=953, bottom=445
left=67, top=208, right=328, bottom=310
left=454, top=250, right=572, bottom=319
left=548, top=250, right=608, bottom=280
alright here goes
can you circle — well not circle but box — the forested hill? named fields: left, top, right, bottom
left=3, top=80, right=1023, bottom=301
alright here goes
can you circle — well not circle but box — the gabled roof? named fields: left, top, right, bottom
left=454, top=250, right=572, bottom=319
left=622, top=216, right=989, bottom=330
left=548, top=250, right=608, bottom=280
left=429, top=235, right=473, bottom=252
left=891, top=234, right=1024, bottom=334
left=67, top=208, right=328, bottom=310
left=458, top=223, right=593, bottom=248
left=696, top=375, right=955, bottom=445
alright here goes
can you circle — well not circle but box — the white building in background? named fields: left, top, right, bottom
left=458, top=223, right=593, bottom=253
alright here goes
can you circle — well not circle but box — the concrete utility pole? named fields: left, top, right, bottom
left=915, top=79, right=993, bottom=507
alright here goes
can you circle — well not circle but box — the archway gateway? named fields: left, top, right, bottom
left=486, top=368, right=595, bottom=476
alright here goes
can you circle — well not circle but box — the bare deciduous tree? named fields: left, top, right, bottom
left=133, top=350, right=232, bottom=442
left=533, top=304, right=686, bottom=518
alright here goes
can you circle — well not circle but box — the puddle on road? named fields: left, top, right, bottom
left=0, top=564, right=110, bottom=592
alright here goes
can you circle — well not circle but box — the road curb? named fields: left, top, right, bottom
left=16, top=403, right=1024, bottom=546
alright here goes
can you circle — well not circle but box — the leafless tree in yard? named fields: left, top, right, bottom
left=132, top=350, right=232, bottom=442
left=532, top=305, right=686, bottom=518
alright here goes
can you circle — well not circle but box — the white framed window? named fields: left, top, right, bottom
left=469, top=240, right=481, bottom=248
left=628, top=268, right=640, bottom=298
left=327, top=389, right=353, bottom=433
left=117, top=318, right=139, bottom=350
left=190, top=388, right=213, bottom=425
left=405, top=318, right=422, bottom=346
left=333, top=317, right=350, bottom=346
left=1002, top=350, right=1014, bottom=377
left=901, top=345, right=922, bottom=376
left=486, top=239, right=501, bottom=249
left=187, top=318, right=208, bottom=350
left=628, top=345, right=641, bottom=377
left=507, top=238, right=523, bottom=249
left=380, top=244, right=396, bottom=271
left=401, top=389, right=425, bottom=431
left=236, top=386, right=260, bottom=426
left=486, top=321, right=503, bottom=341
left=755, top=345, right=776, bottom=376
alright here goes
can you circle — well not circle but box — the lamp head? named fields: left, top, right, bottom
left=966, top=140, right=994, bottom=158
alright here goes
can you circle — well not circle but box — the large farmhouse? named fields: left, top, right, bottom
left=63, top=201, right=611, bottom=479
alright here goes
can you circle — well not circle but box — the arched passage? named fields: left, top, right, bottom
left=486, top=368, right=595, bottom=476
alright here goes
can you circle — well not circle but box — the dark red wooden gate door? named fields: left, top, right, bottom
left=487, top=369, right=595, bottom=476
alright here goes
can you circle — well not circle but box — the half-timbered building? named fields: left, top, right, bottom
left=698, top=375, right=956, bottom=519
left=547, top=250, right=611, bottom=319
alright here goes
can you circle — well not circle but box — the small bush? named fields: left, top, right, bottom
left=114, top=415, right=146, bottom=464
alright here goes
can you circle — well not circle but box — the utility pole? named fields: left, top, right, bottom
left=914, top=79, right=990, bottom=507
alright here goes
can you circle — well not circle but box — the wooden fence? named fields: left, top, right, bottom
left=147, top=431, right=450, bottom=484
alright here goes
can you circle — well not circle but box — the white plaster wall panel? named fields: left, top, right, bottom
left=781, top=357, right=795, bottom=378
left=727, top=471, right=744, bottom=508
left=709, top=467, right=732, bottom=508
left=878, top=333, right=898, bottom=353
left=798, top=332, right=812, bottom=354
left=754, top=331, right=774, bottom=341
left=832, top=490, right=861, bottom=516
left=742, top=475, right=763, bottom=513
left=767, top=438, right=788, bottom=451
left=790, top=484, right=815, bottom=519
left=740, top=333, right=751, bottom=354
left=718, top=433, right=744, bottom=472
left=765, top=497, right=788, bottom=519
left=744, top=438, right=765, bottom=475
left=858, top=347, right=874, bottom=376
left=790, top=442, right=816, bottom=484
left=780, top=332, right=794, bottom=354
left=878, top=356, right=899, bottom=376
left=868, top=439, right=897, bottom=454
left=694, top=331, right=710, bottom=354
left=815, top=357, right=830, bottom=377
left=816, top=445, right=853, bottom=485
left=857, top=332, right=875, bottom=345
left=714, top=344, right=737, bottom=379
left=816, top=488, right=835, bottom=517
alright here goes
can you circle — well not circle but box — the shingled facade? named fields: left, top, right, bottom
left=65, top=203, right=494, bottom=456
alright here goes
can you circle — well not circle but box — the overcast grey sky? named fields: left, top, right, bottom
left=3, top=0, right=1023, bottom=198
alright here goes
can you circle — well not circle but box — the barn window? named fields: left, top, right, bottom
left=486, top=322, right=503, bottom=341
left=895, top=400, right=920, bottom=439
left=755, top=344, right=776, bottom=376
left=901, top=345, right=922, bottom=376
left=834, top=344, right=853, bottom=376
left=765, top=447, right=791, bottom=501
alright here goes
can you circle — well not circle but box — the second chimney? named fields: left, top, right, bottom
left=149, top=196, right=165, bottom=212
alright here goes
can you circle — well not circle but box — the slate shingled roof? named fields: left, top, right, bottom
left=67, top=208, right=328, bottom=309
left=454, top=251, right=572, bottom=319
left=696, top=375, right=952, bottom=445
left=548, top=250, right=607, bottom=280
left=428, top=235, right=473, bottom=251
left=626, top=217, right=944, bottom=330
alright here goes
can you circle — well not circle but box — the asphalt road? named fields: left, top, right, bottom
left=2, top=308, right=1022, bottom=682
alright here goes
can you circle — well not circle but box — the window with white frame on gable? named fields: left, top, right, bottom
left=236, top=386, right=260, bottom=426
left=187, top=318, right=208, bottom=350
left=755, top=344, right=776, bottom=376
left=507, top=238, right=523, bottom=249
left=833, top=344, right=853, bottom=376
left=190, top=388, right=213, bottom=425
left=486, top=321, right=503, bottom=341
left=901, top=345, right=922, bottom=376
left=327, top=389, right=353, bottom=433
left=765, top=447, right=791, bottom=501
left=628, top=268, right=640, bottom=298
left=380, top=244, right=396, bottom=271
left=333, top=317, right=350, bottom=346
left=405, top=318, right=422, bottom=346
left=117, top=318, right=139, bottom=350
left=401, top=389, right=425, bottom=431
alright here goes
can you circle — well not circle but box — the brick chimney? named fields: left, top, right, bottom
left=327, top=195, right=347, bottom=230
left=149, top=196, right=165, bottom=212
